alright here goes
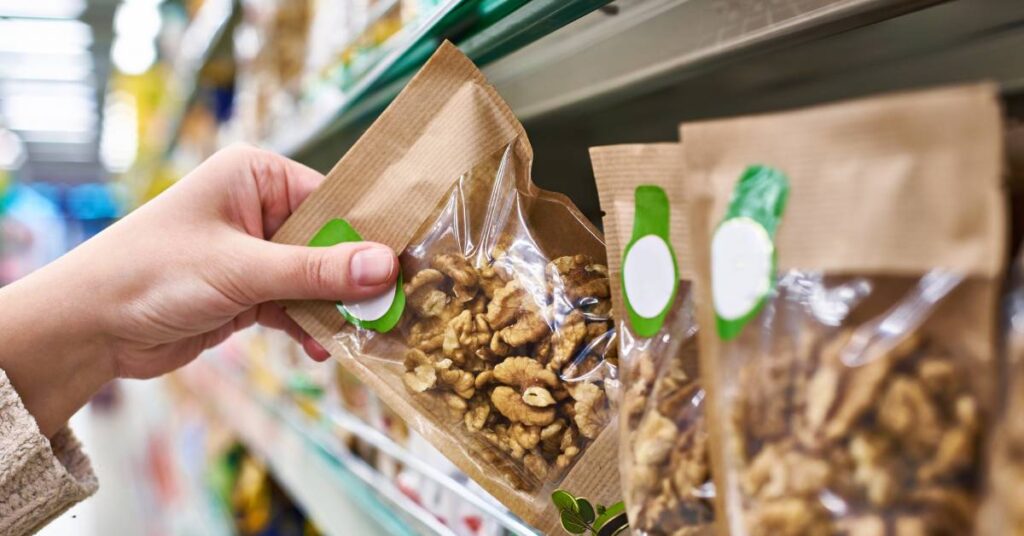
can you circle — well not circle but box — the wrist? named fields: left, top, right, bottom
left=0, top=260, right=117, bottom=436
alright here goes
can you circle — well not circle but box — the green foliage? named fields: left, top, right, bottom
left=576, top=498, right=595, bottom=524
left=551, top=490, right=629, bottom=536
left=560, top=511, right=587, bottom=534
left=551, top=490, right=578, bottom=513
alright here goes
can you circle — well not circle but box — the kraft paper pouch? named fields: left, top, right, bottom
left=272, top=42, right=620, bottom=531
left=978, top=248, right=1024, bottom=536
left=684, top=84, right=1006, bottom=535
left=591, top=143, right=714, bottom=535
left=977, top=123, right=1024, bottom=535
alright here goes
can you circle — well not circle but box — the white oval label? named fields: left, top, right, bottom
left=341, top=283, right=396, bottom=321
left=623, top=235, right=675, bottom=318
left=711, top=217, right=773, bottom=321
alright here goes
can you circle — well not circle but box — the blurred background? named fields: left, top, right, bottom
left=0, top=1, right=1022, bottom=535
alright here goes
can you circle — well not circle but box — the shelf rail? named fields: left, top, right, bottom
left=180, top=355, right=539, bottom=535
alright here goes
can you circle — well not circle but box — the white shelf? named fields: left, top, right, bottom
left=482, top=0, right=930, bottom=120
left=179, top=358, right=451, bottom=536
left=265, top=0, right=466, bottom=156
left=273, top=0, right=1021, bottom=163
left=320, top=406, right=538, bottom=536
left=174, top=0, right=235, bottom=83
left=485, top=0, right=1024, bottom=122
left=178, top=356, right=538, bottom=536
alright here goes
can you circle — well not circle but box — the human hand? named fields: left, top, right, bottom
left=0, top=145, right=397, bottom=435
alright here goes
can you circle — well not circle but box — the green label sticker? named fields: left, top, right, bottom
left=621, top=185, right=679, bottom=337
left=712, top=165, right=789, bottom=340
left=308, top=219, right=405, bottom=332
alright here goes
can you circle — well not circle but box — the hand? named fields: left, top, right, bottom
left=0, top=145, right=398, bottom=436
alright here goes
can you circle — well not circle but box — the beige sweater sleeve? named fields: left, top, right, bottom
left=0, top=369, right=98, bottom=536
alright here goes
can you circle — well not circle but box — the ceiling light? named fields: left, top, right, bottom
left=0, top=52, right=94, bottom=81
left=2, top=94, right=97, bottom=133
left=0, top=19, right=92, bottom=55
left=0, top=80, right=95, bottom=98
left=2, top=94, right=97, bottom=116
left=111, top=36, right=157, bottom=75
left=0, top=0, right=86, bottom=19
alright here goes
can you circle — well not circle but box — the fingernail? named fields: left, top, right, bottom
left=351, top=247, right=396, bottom=286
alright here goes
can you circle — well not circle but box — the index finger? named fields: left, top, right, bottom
left=245, top=146, right=326, bottom=237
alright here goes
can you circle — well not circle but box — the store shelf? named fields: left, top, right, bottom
left=484, top=0, right=935, bottom=121
left=262, top=0, right=464, bottom=157
left=178, top=356, right=538, bottom=536
left=160, top=0, right=237, bottom=158
left=269, top=0, right=612, bottom=159
left=282, top=0, right=1024, bottom=173
left=493, top=0, right=1024, bottom=122
left=271, top=0, right=916, bottom=160
left=320, top=405, right=538, bottom=536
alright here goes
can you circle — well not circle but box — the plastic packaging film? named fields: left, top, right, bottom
left=591, top=144, right=714, bottom=535
left=683, top=84, right=1007, bottom=535
left=271, top=42, right=620, bottom=532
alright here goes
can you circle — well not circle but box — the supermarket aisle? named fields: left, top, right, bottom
left=38, top=389, right=146, bottom=536
left=1, top=1, right=1024, bottom=535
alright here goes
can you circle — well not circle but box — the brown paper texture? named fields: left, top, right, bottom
left=978, top=128, right=1024, bottom=535
left=272, top=42, right=619, bottom=532
left=682, top=83, right=1006, bottom=279
left=590, top=143, right=693, bottom=303
left=683, top=84, right=1007, bottom=535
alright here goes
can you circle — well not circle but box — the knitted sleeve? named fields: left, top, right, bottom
left=0, top=369, right=97, bottom=536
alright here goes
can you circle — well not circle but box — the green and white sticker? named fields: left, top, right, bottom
left=308, top=219, right=405, bottom=332
left=712, top=165, right=789, bottom=341
left=621, top=185, right=678, bottom=337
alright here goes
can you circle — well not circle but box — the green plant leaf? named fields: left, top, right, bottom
left=596, top=504, right=607, bottom=516
left=577, top=498, right=596, bottom=524
left=551, top=489, right=579, bottom=513
left=560, top=511, right=587, bottom=534
left=593, top=501, right=626, bottom=531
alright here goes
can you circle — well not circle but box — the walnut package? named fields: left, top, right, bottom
left=685, top=84, right=1007, bottom=535
left=979, top=249, right=1024, bottom=535
left=591, top=144, right=714, bottom=535
left=979, top=126, right=1024, bottom=535
left=271, top=42, right=620, bottom=531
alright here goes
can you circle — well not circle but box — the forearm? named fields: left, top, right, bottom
left=0, top=259, right=115, bottom=437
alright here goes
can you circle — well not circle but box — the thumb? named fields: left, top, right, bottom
left=241, top=238, right=399, bottom=304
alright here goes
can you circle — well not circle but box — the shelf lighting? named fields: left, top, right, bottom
left=1, top=94, right=98, bottom=133
left=113, top=1, right=162, bottom=40
left=100, top=90, right=138, bottom=173
left=111, top=0, right=163, bottom=75
left=111, top=36, right=157, bottom=76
